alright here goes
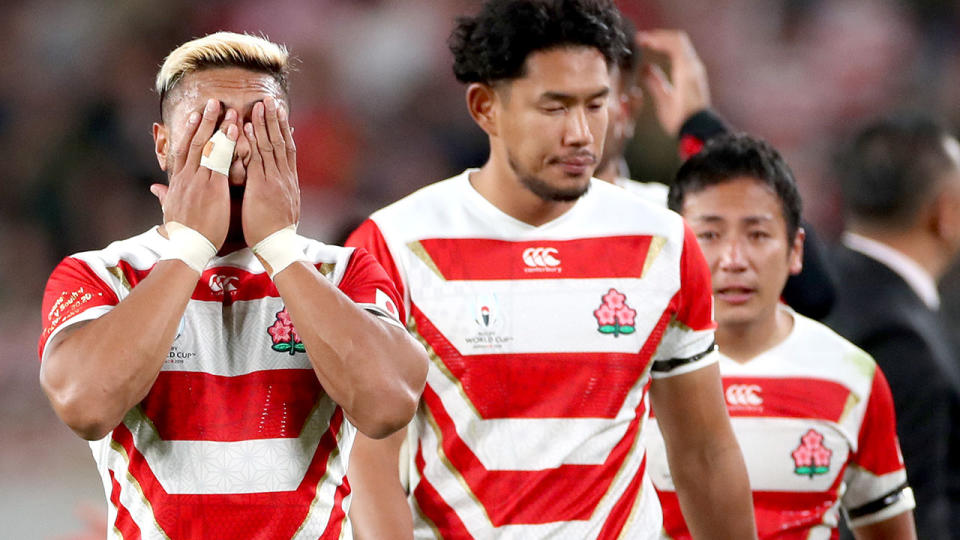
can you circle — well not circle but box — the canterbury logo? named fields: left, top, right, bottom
left=209, top=274, right=239, bottom=294
left=522, top=247, right=560, bottom=268
left=725, top=384, right=763, bottom=407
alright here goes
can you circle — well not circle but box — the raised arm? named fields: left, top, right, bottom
left=40, top=100, right=235, bottom=440
left=242, top=97, right=428, bottom=439
left=650, top=363, right=757, bottom=539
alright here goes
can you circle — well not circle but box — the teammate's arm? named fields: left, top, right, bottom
left=40, top=100, right=235, bottom=440
left=348, top=429, right=413, bottom=539
left=243, top=97, right=427, bottom=439
left=650, top=363, right=756, bottom=539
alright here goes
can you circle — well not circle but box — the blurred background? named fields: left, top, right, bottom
left=2, top=0, right=960, bottom=537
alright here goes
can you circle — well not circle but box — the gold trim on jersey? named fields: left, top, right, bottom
left=407, top=241, right=445, bottom=281
left=407, top=316, right=483, bottom=419
left=318, top=262, right=336, bottom=278
left=641, top=236, right=666, bottom=278
left=292, top=415, right=343, bottom=539
left=421, top=403, right=494, bottom=528
left=838, top=392, right=861, bottom=425
left=107, top=265, right=133, bottom=292
left=108, top=424, right=173, bottom=540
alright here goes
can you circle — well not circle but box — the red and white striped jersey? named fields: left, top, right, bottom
left=346, top=170, right=718, bottom=539
left=644, top=307, right=915, bottom=539
left=39, top=227, right=404, bottom=540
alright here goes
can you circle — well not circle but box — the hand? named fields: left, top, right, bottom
left=242, top=96, right=300, bottom=247
left=150, top=98, right=235, bottom=249
left=637, top=30, right=711, bottom=137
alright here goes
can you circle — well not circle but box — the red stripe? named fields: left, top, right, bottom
left=109, top=469, right=143, bottom=540
left=412, top=304, right=667, bottom=419
left=597, top=454, right=648, bottom=539
left=319, top=473, right=352, bottom=540
left=111, top=408, right=346, bottom=538
left=722, top=377, right=852, bottom=422
left=193, top=266, right=277, bottom=304
left=141, top=370, right=323, bottom=441
left=416, top=236, right=655, bottom=280
left=656, top=487, right=841, bottom=539
left=418, top=384, right=647, bottom=526
left=413, top=446, right=475, bottom=539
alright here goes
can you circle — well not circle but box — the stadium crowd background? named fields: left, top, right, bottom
left=1, top=0, right=959, bottom=536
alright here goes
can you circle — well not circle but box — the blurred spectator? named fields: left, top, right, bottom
left=826, top=113, right=960, bottom=538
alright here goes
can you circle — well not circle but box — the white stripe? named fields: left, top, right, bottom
left=411, top=278, right=677, bottom=356
left=125, top=397, right=336, bottom=494
left=428, top=365, right=650, bottom=469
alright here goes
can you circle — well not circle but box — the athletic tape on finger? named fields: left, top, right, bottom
left=200, top=130, right=236, bottom=176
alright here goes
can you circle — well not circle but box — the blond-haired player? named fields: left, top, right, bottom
left=39, top=32, right=428, bottom=538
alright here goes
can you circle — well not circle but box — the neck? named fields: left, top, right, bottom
left=594, top=158, right=621, bottom=184
left=469, top=159, right=578, bottom=227
left=715, top=304, right=794, bottom=363
left=848, top=225, right=946, bottom=280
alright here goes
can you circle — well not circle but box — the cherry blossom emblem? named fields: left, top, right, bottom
left=792, top=429, right=832, bottom=477
left=593, top=288, right=637, bottom=337
left=267, top=309, right=305, bottom=355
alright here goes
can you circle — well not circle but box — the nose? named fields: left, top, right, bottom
left=562, top=106, right=593, bottom=147
left=719, top=238, right=748, bottom=272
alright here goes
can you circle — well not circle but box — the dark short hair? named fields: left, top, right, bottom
left=668, top=133, right=803, bottom=241
left=837, top=113, right=956, bottom=228
left=449, top=0, right=630, bottom=85
left=614, top=16, right=639, bottom=88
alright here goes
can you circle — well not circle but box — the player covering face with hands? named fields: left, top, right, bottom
left=38, top=32, right=427, bottom=539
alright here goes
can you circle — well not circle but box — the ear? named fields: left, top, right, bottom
left=153, top=122, right=169, bottom=172
left=466, top=83, right=499, bottom=138
left=788, top=227, right=805, bottom=275
left=933, top=182, right=960, bottom=246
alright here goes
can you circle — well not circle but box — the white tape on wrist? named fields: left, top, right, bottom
left=252, top=225, right=304, bottom=279
left=200, top=130, right=236, bottom=176
left=159, top=222, right=217, bottom=274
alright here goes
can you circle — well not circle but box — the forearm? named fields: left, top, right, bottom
left=853, top=511, right=917, bottom=540
left=670, top=439, right=756, bottom=539
left=273, top=262, right=427, bottom=438
left=40, top=260, right=199, bottom=439
left=349, top=430, right=413, bottom=539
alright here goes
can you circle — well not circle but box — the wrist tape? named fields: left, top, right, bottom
left=252, top=225, right=304, bottom=278
left=160, top=222, right=217, bottom=274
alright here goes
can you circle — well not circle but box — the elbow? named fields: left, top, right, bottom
left=356, top=386, right=422, bottom=440
left=40, top=370, right=120, bottom=441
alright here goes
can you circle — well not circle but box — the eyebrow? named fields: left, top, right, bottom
left=539, top=87, right=610, bottom=103
left=692, top=215, right=775, bottom=225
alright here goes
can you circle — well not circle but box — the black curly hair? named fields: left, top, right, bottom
left=669, top=133, right=803, bottom=242
left=449, top=0, right=630, bottom=85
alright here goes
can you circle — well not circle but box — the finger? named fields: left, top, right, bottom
left=185, top=98, right=222, bottom=172
left=264, top=97, right=288, bottom=171
left=642, top=63, right=674, bottom=106
left=244, top=122, right=266, bottom=179
left=207, top=122, right=241, bottom=183
left=636, top=29, right=686, bottom=59
left=278, top=103, right=297, bottom=169
left=252, top=101, right=279, bottom=174
left=172, top=109, right=202, bottom=174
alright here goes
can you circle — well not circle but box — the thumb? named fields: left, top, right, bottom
left=149, top=183, right=168, bottom=207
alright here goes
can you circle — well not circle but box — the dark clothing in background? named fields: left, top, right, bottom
left=827, top=245, right=960, bottom=539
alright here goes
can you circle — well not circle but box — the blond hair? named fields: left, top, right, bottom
left=156, top=32, right=290, bottom=119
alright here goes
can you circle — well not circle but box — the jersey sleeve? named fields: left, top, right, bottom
left=841, top=366, right=916, bottom=528
left=651, top=221, right=718, bottom=379
left=346, top=219, right=407, bottom=315
left=336, top=245, right=406, bottom=329
left=39, top=256, right=121, bottom=361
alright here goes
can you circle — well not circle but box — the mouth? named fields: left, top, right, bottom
left=714, top=286, right=757, bottom=305
left=551, top=154, right=596, bottom=176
